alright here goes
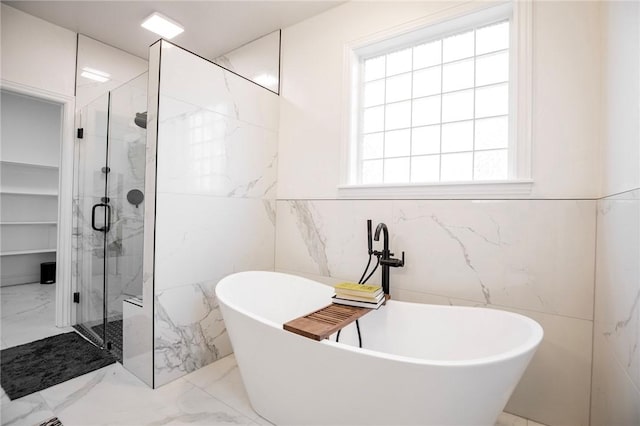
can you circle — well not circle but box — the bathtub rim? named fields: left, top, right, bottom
left=216, top=271, right=544, bottom=368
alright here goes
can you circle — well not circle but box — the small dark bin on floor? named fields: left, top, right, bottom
left=40, top=262, right=56, bottom=284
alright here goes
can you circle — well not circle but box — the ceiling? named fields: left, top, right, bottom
left=3, top=1, right=342, bottom=60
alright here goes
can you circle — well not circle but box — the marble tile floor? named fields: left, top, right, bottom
left=0, top=284, right=546, bottom=426
left=1, top=352, right=546, bottom=426
left=1, top=283, right=74, bottom=350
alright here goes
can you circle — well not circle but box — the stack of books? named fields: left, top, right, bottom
left=332, top=282, right=385, bottom=309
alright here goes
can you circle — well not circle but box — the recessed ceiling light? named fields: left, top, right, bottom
left=81, top=67, right=110, bottom=83
left=141, top=12, right=184, bottom=39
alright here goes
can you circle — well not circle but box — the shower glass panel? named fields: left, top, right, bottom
left=74, top=93, right=109, bottom=346
left=74, top=73, right=147, bottom=361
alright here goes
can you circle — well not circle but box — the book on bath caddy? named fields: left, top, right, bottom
left=332, top=295, right=385, bottom=309
left=332, top=282, right=384, bottom=309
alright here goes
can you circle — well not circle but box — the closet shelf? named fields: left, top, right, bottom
left=0, top=221, right=57, bottom=225
left=1, top=249, right=57, bottom=256
left=0, top=160, right=59, bottom=170
left=0, top=190, right=58, bottom=196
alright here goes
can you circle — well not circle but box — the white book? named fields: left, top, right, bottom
left=331, top=295, right=384, bottom=309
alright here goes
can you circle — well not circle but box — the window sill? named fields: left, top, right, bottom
left=337, top=179, right=534, bottom=199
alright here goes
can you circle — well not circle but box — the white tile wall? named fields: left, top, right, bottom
left=274, top=198, right=596, bottom=425
left=276, top=199, right=596, bottom=318
left=591, top=189, right=640, bottom=424
left=146, top=40, right=280, bottom=388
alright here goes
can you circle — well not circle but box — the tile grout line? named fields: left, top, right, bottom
left=181, top=366, right=260, bottom=422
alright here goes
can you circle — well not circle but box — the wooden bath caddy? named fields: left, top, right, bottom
left=283, top=297, right=388, bottom=341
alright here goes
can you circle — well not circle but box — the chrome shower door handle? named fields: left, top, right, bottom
left=91, top=203, right=111, bottom=232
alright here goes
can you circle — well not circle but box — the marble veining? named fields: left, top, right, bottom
left=277, top=199, right=595, bottom=320
left=288, top=200, right=331, bottom=276
left=262, top=199, right=276, bottom=227
left=604, top=288, right=640, bottom=337
left=430, top=214, right=493, bottom=304
left=154, top=281, right=232, bottom=387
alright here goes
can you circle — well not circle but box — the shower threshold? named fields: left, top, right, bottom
left=73, top=317, right=123, bottom=363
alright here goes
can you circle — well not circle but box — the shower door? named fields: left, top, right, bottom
left=74, top=73, right=147, bottom=360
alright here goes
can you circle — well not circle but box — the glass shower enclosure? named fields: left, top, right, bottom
left=73, top=73, right=147, bottom=361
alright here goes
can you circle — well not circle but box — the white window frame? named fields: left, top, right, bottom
left=339, top=1, right=533, bottom=199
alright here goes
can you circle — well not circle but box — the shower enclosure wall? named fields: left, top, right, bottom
left=73, top=72, right=147, bottom=361
left=72, top=35, right=280, bottom=387
left=124, top=39, right=279, bottom=387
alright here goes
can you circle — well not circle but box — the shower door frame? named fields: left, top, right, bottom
left=73, top=91, right=113, bottom=348
left=0, top=79, right=76, bottom=328
left=73, top=73, right=148, bottom=355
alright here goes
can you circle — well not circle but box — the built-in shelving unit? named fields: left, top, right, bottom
left=1, top=161, right=59, bottom=286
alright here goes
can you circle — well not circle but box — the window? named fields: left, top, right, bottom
left=343, top=3, right=532, bottom=194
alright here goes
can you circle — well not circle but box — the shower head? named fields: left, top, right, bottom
left=134, top=112, right=147, bottom=129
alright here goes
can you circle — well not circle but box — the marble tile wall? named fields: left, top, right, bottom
left=591, top=188, right=640, bottom=424
left=275, top=198, right=596, bottom=426
left=148, top=40, right=279, bottom=387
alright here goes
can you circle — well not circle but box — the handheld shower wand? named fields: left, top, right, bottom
left=367, top=219, right=373, bottom=255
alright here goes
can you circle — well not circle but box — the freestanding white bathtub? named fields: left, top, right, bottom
left=216, top=271, right=543, bottom=426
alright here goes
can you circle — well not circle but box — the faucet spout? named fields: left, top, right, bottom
left=374, top=223, right=388, bottom=250
left=372, top=222, right=403, bottom=297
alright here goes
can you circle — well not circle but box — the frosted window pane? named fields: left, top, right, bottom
left=414, top=41, right=441, bottom=69
left=362, top=133, right=383, bottom=159
left=443, top=31, right=474, bottom=62
left=386, top=48, right=412, bottom=76
left=364, top=56, right=385, bottom=82
left=442, top=58, right=474, bottom=92
left=362, top=159, right=383, bottom=183
left=363, top=106, right=384, bottom=133
left=442, top=89, right=473, bottom=122
left=413, top=66, right=441, bottom=98
left=364, top=80, right=385, bottom=107
left=474, top=149, right=508, bottom=180
left=441, top=120, right=473, bottom=153
left=475, top=116, right=508, bottom=150
left=411, top=155, right=440, bottom=182
left=385, top=101, right=411, bottom=130
left=476, top=51, right=509, bottom=86
left=384, top=157, right=410, bottom=183
left=475, top=83, right=508, bottom=118
left=476, top=21, right=509, bottom=55
left=441, top=152, right=472, bottom=181
left=412, top=96, right=440, bottom=127
left=385, top=129, right=411, bottom=157
left=412, top=125, right=440, bottom=155
left=386, top=73, right=412, bottom=103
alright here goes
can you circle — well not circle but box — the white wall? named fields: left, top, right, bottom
left=277, top=1, right=602, bottom=200
left=600, top=0, right=640, bottom=197
left=0, top=91, right=62, bottom=166
left=591, top=1, right=640, bottom=424
left=0, top=4, right=76, bottom=97
left=214, top=30, right=281, bottom=93
left=275, top=2, right=603, bottom=425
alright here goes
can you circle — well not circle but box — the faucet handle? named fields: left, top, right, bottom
left=381, top=251, right=405, bottom=268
